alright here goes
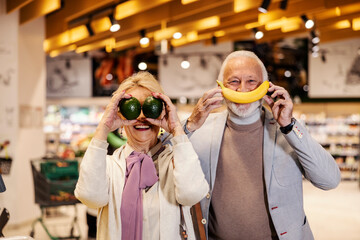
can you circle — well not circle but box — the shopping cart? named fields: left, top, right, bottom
left=30, top=158, right=81, bottom=240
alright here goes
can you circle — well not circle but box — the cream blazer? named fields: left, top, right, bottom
left=75, top=135, right=209, bottom=240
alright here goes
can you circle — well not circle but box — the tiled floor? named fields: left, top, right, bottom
left=3, top=180, right=360, bottom=239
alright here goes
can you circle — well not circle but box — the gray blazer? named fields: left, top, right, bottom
left=186, top=108, right=341, bottom=240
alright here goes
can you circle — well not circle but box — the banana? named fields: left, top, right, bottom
left=216, top=80, right=269, bottom=104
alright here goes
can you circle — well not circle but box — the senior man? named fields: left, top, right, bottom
left=184, top=50, right=340, bottom=240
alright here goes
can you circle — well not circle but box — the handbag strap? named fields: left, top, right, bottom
left=190, top=202, right=207, bottom=240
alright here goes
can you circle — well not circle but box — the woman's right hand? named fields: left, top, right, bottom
left=94, top=91, right=137, bottom=141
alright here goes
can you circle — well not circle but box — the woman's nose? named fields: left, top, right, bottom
left=137, top=110, right=146, bottom=120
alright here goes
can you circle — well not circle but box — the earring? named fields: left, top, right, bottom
left=119, top=127, right=124, bottom=138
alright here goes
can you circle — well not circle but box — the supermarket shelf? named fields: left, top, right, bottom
left=47, top=97, right=111, bottom=107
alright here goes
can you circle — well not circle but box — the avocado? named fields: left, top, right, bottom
left=119, top=97, right=141, bottom=120
left=142, top=96, right=163, bottom=119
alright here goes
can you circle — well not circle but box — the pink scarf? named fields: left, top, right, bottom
left=120, top=151, right=159, bottom=240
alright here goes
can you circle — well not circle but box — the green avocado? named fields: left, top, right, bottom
left=142, top=96, right=163, bottom=119
left=119, top=97, right=141, bottom=120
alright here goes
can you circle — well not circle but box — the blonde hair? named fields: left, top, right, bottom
left=114, top=71, right=164, bottom=95
left=217, top=50, right=268, bottom=83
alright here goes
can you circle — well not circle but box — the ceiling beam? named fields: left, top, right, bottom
left=45, top=0, right=117, bottom=38
left=6, top=0, right=33, bottom=14
left=20, top=0, right=61, bottom=25
left=324, top=0, right=360, bottom=8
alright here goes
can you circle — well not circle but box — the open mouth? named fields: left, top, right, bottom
left=134, top=124, right=151, bottom=131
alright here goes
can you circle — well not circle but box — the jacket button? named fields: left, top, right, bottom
left=206, top=193, right=210, bottom=199
left=201, top=219, right=207, bottom=225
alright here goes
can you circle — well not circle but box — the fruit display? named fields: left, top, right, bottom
left=217, top=80, right=269, bottom=104
left=119, top=97, right=141, bottom=120
left=142, top=96, right=163, bottom=119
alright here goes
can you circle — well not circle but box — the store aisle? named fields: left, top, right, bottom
left=3, top=181, right=360, bottom=239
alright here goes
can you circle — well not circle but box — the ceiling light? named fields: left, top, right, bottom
left=140, top=37, right=149, bottom=45
left=301, top=15, right=314, bottom=29
left=284, top=70, right=291, bottom=77
left=181, top=58, right=190, bottom=69
left=139, top=29, right=149, bottom=47
left=279, top=0, right=288, bottom=10
left=173, top=32, right=182, bottom=39
left=334, top=20, right=350, bottom=29
left=335, top=7, right=341, bottom=16
left=312, top=45, right=320, bottom=52
left=253, top=28, right=264, bottom=40
left=312, top=37, right=320, bottom=44
left=303, top=85, right=309, bottom=92
left=138, top=62, right=147, bottom=70
left=310, top=30, right=320, bottom=44
left=106, top=73, right=113, bottom=81
left=353, top=17, right=360, bottom=31
left=312, top=52, right=319, bottom=58
left=258, top=0, right=271, bottom=13
left=110, top=23, right=120, bottom=32
left=109, top=14, right=120, bottom=32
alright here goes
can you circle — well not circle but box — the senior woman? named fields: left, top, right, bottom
left=75, top=71, right=209, bottom=240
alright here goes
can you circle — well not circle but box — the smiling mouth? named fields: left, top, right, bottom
left=134, top=125, right=151, bottom=131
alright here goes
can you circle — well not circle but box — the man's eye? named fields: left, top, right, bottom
left=229, top=80, right=239, bottom=84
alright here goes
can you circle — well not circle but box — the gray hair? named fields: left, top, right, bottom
left=217, top=50, right=268, bottom=83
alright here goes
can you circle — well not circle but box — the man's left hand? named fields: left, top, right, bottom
left=263, top=82, right=293, bottom=127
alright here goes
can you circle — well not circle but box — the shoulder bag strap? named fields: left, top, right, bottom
left=190, top=202, right=206, bottom=240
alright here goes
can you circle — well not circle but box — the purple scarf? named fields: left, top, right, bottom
left=120, top=151, right=159, bottom=240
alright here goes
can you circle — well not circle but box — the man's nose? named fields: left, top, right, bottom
left=236, top=82, right=248, bottom=92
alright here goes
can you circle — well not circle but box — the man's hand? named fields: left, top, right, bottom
left=263, top=82, right=293, bottom=127
left=186, top=87, right=223, bottom=132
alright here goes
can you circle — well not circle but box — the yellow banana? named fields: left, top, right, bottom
left=217, top=80, right=269, bottom=104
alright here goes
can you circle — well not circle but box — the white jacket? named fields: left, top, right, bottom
left=75, top=134, right=209, bottom=240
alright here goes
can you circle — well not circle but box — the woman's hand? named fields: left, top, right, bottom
left=145, top=93, right=184, bottom=136
left=263, top=82, right=293, bottom=127
left=94, top=91, right=136, bottom=141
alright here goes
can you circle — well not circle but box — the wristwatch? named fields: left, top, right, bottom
left=280, top=118, right=296, bottom=134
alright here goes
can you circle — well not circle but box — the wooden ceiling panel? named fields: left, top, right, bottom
left=6, top=0, right=33, bottom=14
left=9, top=0, right=360, bottom=55
left=45, top=0, right=117, bottom=38
left=20, top=0, right=61, bottom=25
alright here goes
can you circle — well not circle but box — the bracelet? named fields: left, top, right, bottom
left=280, top=118, right=296, bottom=134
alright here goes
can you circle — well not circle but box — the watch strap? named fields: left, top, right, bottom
left=280, top=118, right=296, bottom=134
